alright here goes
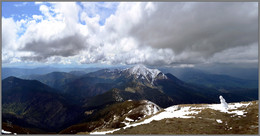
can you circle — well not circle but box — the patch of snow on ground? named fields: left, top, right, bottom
left=208, top=102, right=250, bottom=116
left=121, top=101, right=251, bottom=131
left=216, top=119, right=223, bottom=123
left=90, top=100, right=252, bottom=134
left=153, top=105, right=159, bottom=114
left=122, top=121, right=130, bottom=126
left=121, top=105, right=198, bottom=130
left=2, top=129, right=12, bottom=134
left=128, top=110, right=132, bottom=113
left=125, top=117, right=134, bottom=122
left=229, top=110, right=245, bottom=116
left=228, top=102, right=251, bottom=109
left=142, top=100, right=161, bottom=116
left=145, top=105, right=152, bottom=115
left=90, top=128, right=121, bottom=135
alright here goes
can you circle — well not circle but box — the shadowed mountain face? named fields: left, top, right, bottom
left=178, top=71, right=258, bottom=89
left=160, top=67, right=258, bottom=89
left=22, top=72, right=77, bottom=90
left=2, top=77, right=84, bottom=132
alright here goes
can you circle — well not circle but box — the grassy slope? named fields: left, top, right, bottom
left=112, top=101, right=258, bottom=134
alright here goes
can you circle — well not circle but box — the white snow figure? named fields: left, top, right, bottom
left=219, top=95, right=228, bottom=110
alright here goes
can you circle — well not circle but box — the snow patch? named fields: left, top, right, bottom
left=2, top=129, right=12, bottom=134
left=89, top=97, right=253, bottom=134
left=125, top=117, right=134, bottom=122
left=120, top=105, right=198, bottom=130
left=90, top=128, right=121, bottom=135
left=142, top=100, right=161, bottom=115
left=128, top=110, right=132, bottom=113
left=208, top=102, right=249, bottom=116
left=216, top=119, right=223, bottom=123
left=120, top=100, right=252, bottom=131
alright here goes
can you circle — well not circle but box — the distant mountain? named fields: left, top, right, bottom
left=224, top=88, right=258, bottom=100
left=22, top=72, right=77, bottom=90
left=2, top=77, right=83, bottom=132
left=198, top=65, right=258, bottom=80
left=62, top=65, right=256, bottom=108
left=69, top=71, right=87, bottom=76
left=176, top=70, right=257, bottom=89
left=61, top=65, right=196, bottom=107
left=161, top=66, right=258, bottom=81
left=2, top=67, right=102, bottom=79
left=62, top=71, right=119, bottom=100
left=126, top=64, right=168, bottom=86
left=79, top=65, right=218, bottom=109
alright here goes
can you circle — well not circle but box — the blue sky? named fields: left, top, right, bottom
left=2, top=2, right=118, bottom=24
left=2, top=2, right=42, bottom=21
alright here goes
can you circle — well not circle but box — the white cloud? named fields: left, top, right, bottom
left=2, top=17, right=22, bottom=64
left=208, top=43, right=258, bottom=64
left=39, top=5, right=51, bottom=18
left=32, top=15, right=43, bottom=21
left=2, top=2, right=258, bottom=67
left=80, top=2, right=118, bottom=25
left=2, top=18, right=17, bottom=49
left=35, top=2, right=43, bottom=5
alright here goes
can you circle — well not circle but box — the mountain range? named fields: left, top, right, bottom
left=2, top=64, right=258, bottom=134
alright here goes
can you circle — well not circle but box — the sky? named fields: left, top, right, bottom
left=2, top=2, right=258, bottom=68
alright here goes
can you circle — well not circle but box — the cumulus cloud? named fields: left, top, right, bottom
left=20, top=33, right=87, bottom=61
left=81, top=2, right=119, bottom=25
left=15, top=2, right=88, bottom=62
left=2, top=2, right=258, bottom=67
left=129, top=2, right=258, bottom=57
left=208, top=43, right=258, bottom=64
left=2, top=17, right=18, bottom=50
left=2, top=17, right=22, bottom=64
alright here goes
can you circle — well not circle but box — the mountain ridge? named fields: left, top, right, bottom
left=2, top=64, right=258, bottom=134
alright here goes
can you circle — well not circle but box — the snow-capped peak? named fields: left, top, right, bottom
left=125, top=64, right=167, bottom=85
